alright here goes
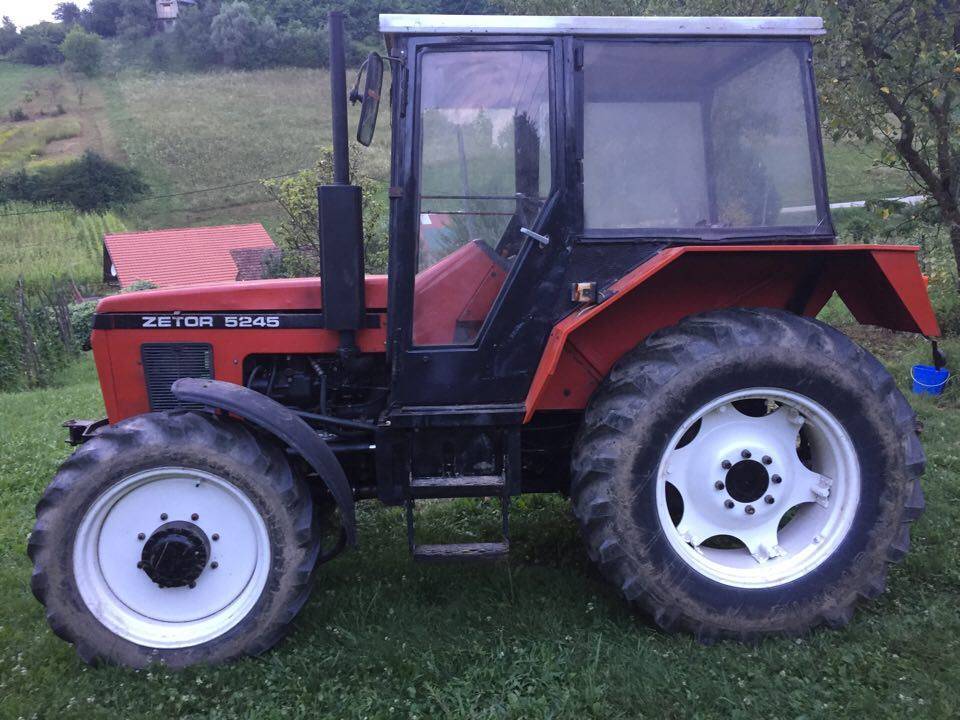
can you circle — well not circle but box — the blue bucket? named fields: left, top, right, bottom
left=911, top=364, right=950, bottom=396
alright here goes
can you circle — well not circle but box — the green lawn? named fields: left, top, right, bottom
left=1, top=330, right=958, bottom=719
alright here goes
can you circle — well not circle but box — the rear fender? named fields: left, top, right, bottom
left=525, top=244, right=939, bottom=420
left=172, top=378, right=357, bottom=546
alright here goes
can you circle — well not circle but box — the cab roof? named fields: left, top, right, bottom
left=378, top=14, right=825, bottom=41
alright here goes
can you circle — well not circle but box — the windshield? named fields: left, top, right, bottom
left=582, top=40, right=827, bottom=236
left=413, top=48, right=552, bottom=346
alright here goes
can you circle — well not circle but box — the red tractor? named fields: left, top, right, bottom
left=30, top=13, right=940, bottom=668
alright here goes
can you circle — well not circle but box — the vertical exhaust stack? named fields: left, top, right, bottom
left=319, top=11, right=366, bottom=354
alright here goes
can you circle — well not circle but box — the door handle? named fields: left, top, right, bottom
left=520, top=227, right=550, bottom=247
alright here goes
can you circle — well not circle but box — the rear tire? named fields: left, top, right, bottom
left=28, top=411, right=319, bottom=668
left=571, top=309, right=924, bottom=641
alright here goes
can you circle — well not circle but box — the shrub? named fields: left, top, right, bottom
left=8, top=107, right=28, bottom=122
left=0, top=152, right=149, bottom=213
left=12, top=22, right=66, bottom=65
left=262, top=146, right=387, bottom=277
left=60, top=27, right=104, bottom=77
left=68, top=298, right=97, bottom=350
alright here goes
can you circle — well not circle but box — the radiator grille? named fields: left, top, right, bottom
left=141, top=343, right=213, bottom=411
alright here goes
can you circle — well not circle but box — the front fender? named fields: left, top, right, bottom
left=172, top=378, right=357, bottom=546
left=524, top=244, right=939, bottom=420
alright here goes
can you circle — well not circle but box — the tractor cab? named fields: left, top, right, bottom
left=340, top=15, right=835, bottom=411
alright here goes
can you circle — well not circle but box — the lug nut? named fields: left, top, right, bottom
left=745, top=505, right=756, bottom=515
left=772, top=474, right=782, bottom=484
left=137, top=561, right=145, bottom=569
left=741, top=449, right=752, bottom=459
left=762, top=455, right=772, bottom=465
left=765, top=495, right=775, bottom=504
left=191, top=513, right=199, bottom=521
left=724, top=499, right=735, bottom=509
left=188, top=581, right=196, bottom=589
left=212, top=533, right=220, bottom=541
left=160, top=512, right=168, bottom=521
left=137, top=532, right=145, bottom=541
left=721, top=460, right=732, bottom=470
left=210, top=561, right=219, bottom=569
left=714, top=481, right=725, bottom=490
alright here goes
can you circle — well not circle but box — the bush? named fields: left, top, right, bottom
left=8, top=107, right=28, bottom=122
left=60, top=26, right=103, bottom=76
left=262, top=146, right=387, bottom=277
left=0, top=152, right=148, bottom=213
left=12, top=22, right=67, bottom=65
left=68, top=298, right=97, bottom=351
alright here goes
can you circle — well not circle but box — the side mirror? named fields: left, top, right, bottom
left=357, top=53, right=383, bottom=147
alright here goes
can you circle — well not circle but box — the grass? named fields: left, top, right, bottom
left=822, top=139, right=916, bottom=203
left=102, top=68, right=390, bottom=230
left=0, top=330, right=959, bottom=719
left=0, top=202, right=126, bottom=288
left=0, top=63, right=59, bottom=115
left=0, top=116, right=83, bottom=173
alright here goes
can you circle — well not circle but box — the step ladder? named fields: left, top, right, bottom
left=405, top=474, right=510, bottom=563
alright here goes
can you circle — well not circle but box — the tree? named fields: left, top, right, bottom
left=210, top=2, right=264, bottom=67
left=13, top=23, right=66, bottom=65
left=60, top=27, right=103, bottom=76
left=818, top=1, right=960, bottom=280
left=54, top=3, right=83, bottom=25
left=0, top=16, right=21, bottom=56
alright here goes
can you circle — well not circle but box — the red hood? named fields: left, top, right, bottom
left=97, top=275, right=388, bottom=313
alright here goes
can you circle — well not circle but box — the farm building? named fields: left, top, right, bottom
left=156, top=0, right=196, bottom=31
left=103, top=223, right=279, bottom=289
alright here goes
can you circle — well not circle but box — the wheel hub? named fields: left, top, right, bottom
left=725, top=459, right=769, bottom=503
left=139, top=521, right=210, bottom=588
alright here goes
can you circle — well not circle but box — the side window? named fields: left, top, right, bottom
left=413, top=48, right=552, bottom=346
left=582, top=41, right=822, bottom=233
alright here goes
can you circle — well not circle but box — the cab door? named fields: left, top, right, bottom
left=388, top=37, right=569, bottom=410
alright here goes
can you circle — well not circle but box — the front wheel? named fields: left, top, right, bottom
left=29, top=412, right=319, bottom=668
left=571, top=309, right=925, bottom=641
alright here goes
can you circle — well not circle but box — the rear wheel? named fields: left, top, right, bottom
left=571, top=309, right=925, bottom=640
left=29, top=411, right=319, bottom=668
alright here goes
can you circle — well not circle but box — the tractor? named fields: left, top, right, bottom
left=29, top=13, right=940, bottom=668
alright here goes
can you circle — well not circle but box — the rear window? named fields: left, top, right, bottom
left=582, top=40, right=826, bottom=236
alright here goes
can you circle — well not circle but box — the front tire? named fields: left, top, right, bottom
left=571, top=309, right=925, bottom=641
left=29, top=411, right=319, bottom=668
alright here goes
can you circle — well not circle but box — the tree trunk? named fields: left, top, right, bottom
left=952, top=222, right=960, bottom=288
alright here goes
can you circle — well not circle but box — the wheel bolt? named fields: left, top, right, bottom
left=772, top=474, right=782, bottom=484
left=191, top=513, right=199, bottom=521
left=745, top=505, right=756, bottom=515
left=721, top=460, right=732, bottom=469
left=137, top=532, right=145, bottom=541
left=212, top=533, right=220, bottom=541
left=741, top=449, right=752, bottom=459
left=724, top=499, right=735, bottom=509
left=714, top=481, right=725, bottom=490
left=137, top=561, right=145, bottom=569
left=160, top=512, right=168, bottom=521
left=210, top=561, right=219, bottom=569
left=765, top=495, right=775, bottom=504
left=188, top=581, right=196, bottom=589
left=762, top=455, right=772, bottom=465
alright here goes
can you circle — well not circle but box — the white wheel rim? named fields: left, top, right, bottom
left=73, top=467, right=271, bottom=649
left=655, top=388, right=860, bottom=589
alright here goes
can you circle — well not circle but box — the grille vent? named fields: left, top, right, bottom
left=141, top=343, right=213, bottom=411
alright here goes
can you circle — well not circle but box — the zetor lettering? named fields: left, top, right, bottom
left=27, top=11, right=940, bottom=670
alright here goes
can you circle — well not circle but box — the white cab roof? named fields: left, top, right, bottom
left=379, top=14, right=825, bottom=38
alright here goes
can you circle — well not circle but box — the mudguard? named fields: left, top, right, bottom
left=172, top=378, right=357, bottom=546
left=525, top=244, right=940, bottom=420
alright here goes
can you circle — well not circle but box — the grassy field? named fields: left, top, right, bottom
left=102, top=67, right=390, bottom=231
left=0, top=329, right=958, bottom=719
left=0, top=202, right=125, bottom=288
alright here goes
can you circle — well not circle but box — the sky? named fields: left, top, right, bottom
left=2, top=0, right=90, bottom=28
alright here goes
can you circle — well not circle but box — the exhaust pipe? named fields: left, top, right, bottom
left=319, top=11, right=365, bottom=352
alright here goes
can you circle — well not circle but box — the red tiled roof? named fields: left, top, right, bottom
left=104, top=224, right=277, bottom=289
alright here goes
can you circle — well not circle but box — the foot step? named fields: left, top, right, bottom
left=409, top=475, right=505, bottom=498
left=412, top=541, right=509, bottom=563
